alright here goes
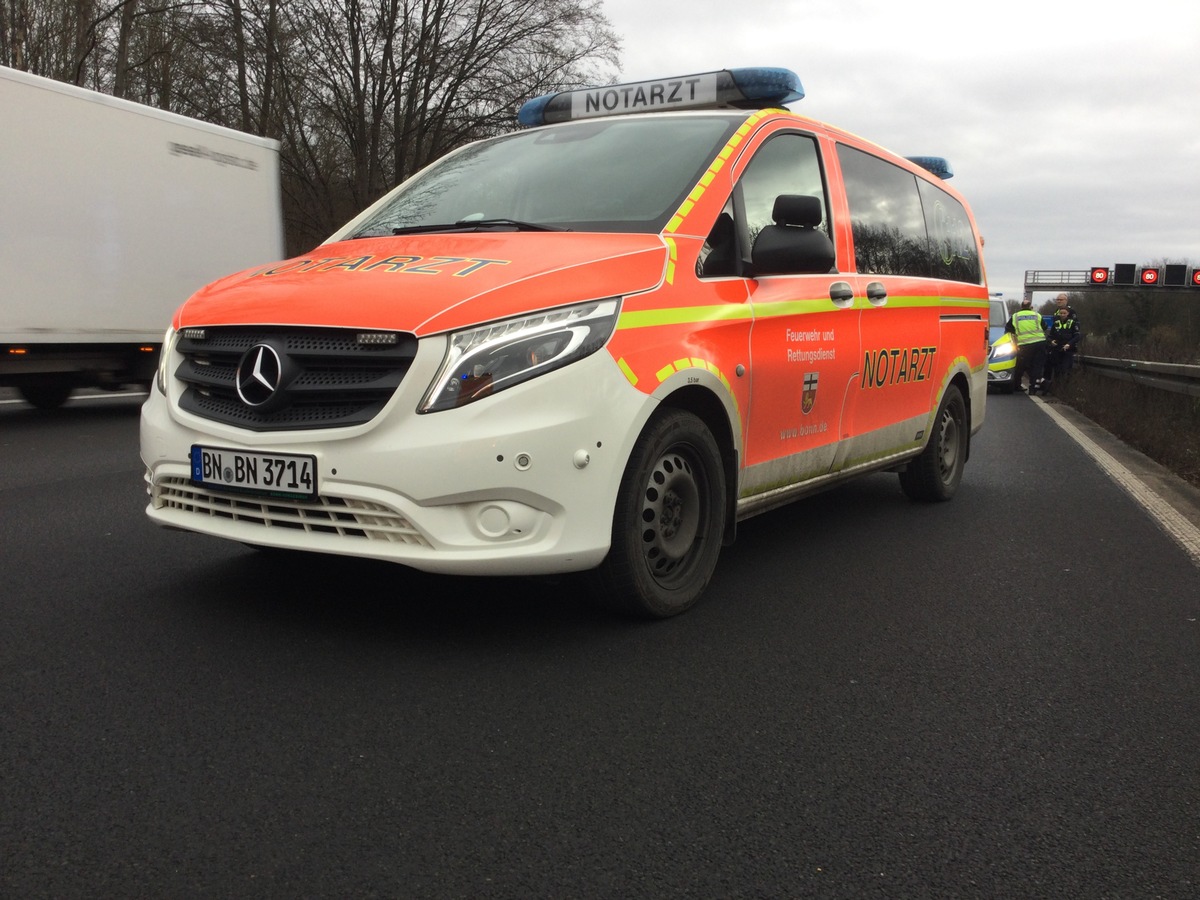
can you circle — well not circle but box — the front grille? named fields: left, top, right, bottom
left=153, top=475, right=431, bottom=546
left=174, top=326, right=418, bottom=430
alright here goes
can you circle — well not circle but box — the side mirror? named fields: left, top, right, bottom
left=750, top=195, right=836, bottom=277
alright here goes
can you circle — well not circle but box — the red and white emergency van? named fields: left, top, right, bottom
left=140, top=68, right=989, bottom=617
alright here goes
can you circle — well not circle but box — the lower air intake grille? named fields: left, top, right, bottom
left=153, top=476, right=431, bottom=546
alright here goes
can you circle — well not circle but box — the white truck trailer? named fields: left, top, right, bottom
left=0, top=65, right=284, bottom=408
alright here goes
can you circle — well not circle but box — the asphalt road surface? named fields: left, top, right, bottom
left=2, top=389, right=1199, bottom=898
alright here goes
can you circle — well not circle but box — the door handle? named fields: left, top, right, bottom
left=829, top=281, right=855, bottom=303
left=866, top=281, right=888, bottom=303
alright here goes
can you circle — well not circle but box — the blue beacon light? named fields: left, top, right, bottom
left=906, top=156, right=954, bottom=180
left=517, top=67, right=805, bottom=127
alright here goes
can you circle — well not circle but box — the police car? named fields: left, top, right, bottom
left=141, top=67, right=990, bottom=618
left=987, top=297, right=1017, bottom=392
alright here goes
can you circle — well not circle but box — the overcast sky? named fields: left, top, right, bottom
left=599, top=0, right=1200, bottom=299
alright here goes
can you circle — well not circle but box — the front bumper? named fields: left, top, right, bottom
left=987, top=352, right=1015, bottom=388
left=141, top=344, right=651, bottom=575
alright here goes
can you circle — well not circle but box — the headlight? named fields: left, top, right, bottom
left=420, top=299, right=621, bottom=412
left=155, top=327, right=177, bottom=395
left=990, top=337, right=1016, bottom=361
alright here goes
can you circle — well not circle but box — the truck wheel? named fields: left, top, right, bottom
left=19, top=381, right=73, bottom=409
left=899, top=384, right=966, bottom=502
left=592, top=409, right=726, bottom=618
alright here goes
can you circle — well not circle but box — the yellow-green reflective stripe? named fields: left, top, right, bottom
left=617, top=357, right=638, bottom=386
left=664, top=111, right=768, bottom=235
left=751, top=298, right=855, bottom=317
left=617, top=294, right=987, bottom=331
left=618, top=305, right=753, bottom=330
left=648, top=357, right=740, bottom=415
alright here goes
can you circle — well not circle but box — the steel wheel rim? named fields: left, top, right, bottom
left=937, top=406, right=961, bottom=483
left=639, top=447, right=702, bottom=583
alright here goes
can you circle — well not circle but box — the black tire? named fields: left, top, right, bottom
left=19, top=380, right=73, bottom=409
left=591, top=409, right=726, bottom=618
left=899, top=384, right=967, bottom=502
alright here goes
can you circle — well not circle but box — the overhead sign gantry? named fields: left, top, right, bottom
left=1024, top=263, right=1199, bottom=300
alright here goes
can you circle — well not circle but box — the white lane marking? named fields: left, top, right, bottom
left=1034, top=398, right=1200, bottom=568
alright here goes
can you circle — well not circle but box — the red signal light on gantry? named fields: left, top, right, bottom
left=1140, top=267, right=1160, bottom=285
left=1089, top=267, right=1109, bottom=284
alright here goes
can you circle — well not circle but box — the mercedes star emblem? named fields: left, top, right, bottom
left=235, top=343, right=283, bottom=407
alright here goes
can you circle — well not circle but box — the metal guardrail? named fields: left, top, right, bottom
left=1080, top=355, right=1200, bottom=398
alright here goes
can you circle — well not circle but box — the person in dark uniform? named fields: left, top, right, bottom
left=1053, top=292, right=1076, bottom=316
left=1045, top=301, right=1082, bottom=389
left=1005, top=297, right=1048, bottom=394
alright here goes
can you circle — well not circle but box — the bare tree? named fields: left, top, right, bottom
left=3, top=0, right=619, bottom=254
left=273, top=0, right=617, bottom=249
left=1, top=0, right=91, bottom=78
left=111, top=0, right=139, bottom=97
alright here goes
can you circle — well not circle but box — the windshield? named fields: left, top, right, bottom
left=989, top=299, right=1009, bottom=328
left=349, top=115, right=742, bottom=237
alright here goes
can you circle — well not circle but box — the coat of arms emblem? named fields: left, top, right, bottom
left=802, top=371, right=818, bottom=415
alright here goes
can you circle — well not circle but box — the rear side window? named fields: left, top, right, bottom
left=837, top=144, right=981, bottom=284
left=916, top=178, right=981, bottom=284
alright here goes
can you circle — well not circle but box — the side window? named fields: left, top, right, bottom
left=837, top=143, right=982, bottom=284
left=837, top=144, right=930, bottom=278
left=916, top=178, right=981, bottom=284
left=739, top=133, right=827, bottom=246
left=699, top=132, right=828, bottom=279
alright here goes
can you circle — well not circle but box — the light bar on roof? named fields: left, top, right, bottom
left=518, top=67, right=804, bottom=127
left=906, top=156, right=954, bottom=179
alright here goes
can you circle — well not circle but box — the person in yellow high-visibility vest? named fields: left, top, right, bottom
left=1005, top=297, right=1048, bottom=394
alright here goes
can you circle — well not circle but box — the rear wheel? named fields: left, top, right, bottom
left=592, top=409, right=726, bottom=618
left=19, top=380, right=73, bottom=409
left=899, top=384, right=966, bottom=502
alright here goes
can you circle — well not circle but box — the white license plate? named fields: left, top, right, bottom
left=191, top=445, right=317, bottom=498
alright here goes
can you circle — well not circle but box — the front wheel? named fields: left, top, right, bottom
left=899, top=384, right=967, bottom=502
left=591, top=409, right=726, bottom=618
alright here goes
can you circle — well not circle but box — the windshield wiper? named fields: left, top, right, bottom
left=460, top=218, right=570, bottom=232
left=385, top=223, right=468, bottom=236
left=388, top=218, right=569, bottom=236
